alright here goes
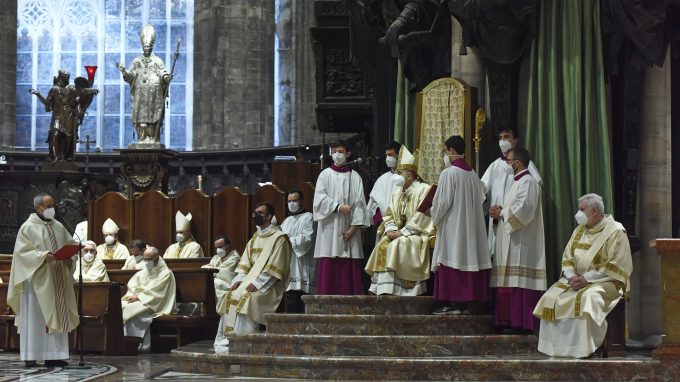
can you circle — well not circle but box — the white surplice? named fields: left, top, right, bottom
left=481, top=157, right=542, bottom=257
left=367, top=171, right=401, bottom=221
left=490, top=170, right=546, bottom=290
left=281, top=211, right=316, bottom=293
left=430, top=166, right=491, bottom=272
left=313, top=167, right=370, bottom=260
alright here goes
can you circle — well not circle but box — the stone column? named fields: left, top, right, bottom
left=276, top=0, right=316, bottom=146
left=193, top=0, right=274, bottom=150
left=0, top=1, right=17, bottom=149
left=628, top=52, right=672, bottom=340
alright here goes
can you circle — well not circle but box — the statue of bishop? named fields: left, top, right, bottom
left=117, top=24, right=173, bottom=145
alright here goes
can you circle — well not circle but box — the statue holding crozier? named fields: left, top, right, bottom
left=117, top=24, right=179, bottom=146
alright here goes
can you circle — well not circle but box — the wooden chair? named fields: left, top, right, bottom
left=250, top=184, right=287, bottom=236
left=72, top=281, right=127, bottom=355
left=134, top=191, right=173, bottom=254
left=213, top=187, right=250, bottom=254
left=174, top=189, right=212, bottom=257
left=88, top=192, right=133, bottom=246
left=0, top=283, right=18, bottom=351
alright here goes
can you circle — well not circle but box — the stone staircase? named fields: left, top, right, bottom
left=172, top=295, right=672, bottom=380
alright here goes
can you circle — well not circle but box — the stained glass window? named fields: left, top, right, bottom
left=16, top=0, right=194, bottom=151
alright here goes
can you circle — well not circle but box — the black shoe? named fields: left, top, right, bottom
left=432, top=305, right=462, bottom=315
left=45, top=360, right=69, bottom=367
left=24, top=360, right=38, bottom=368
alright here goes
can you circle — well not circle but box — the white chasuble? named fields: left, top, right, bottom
left=121, top=257, right=176, bottom=323
left=281, top=212, right=316, bottom=293
left=163, top=239, right=204, bottom=259
left=97, top=241, right=130, bottom=260
left=73, top=256, right=110, bottom=282
left=202, top=250, right=241, bottom=303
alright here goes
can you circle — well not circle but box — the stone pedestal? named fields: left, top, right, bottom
left=41, top=162, right=78, bottom=172
left=119, top=148, right=177, bottom=197
left=653, top=238, right=680, bottom=360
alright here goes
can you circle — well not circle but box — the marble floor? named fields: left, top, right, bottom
left=0, top=352, right=299, bottom=381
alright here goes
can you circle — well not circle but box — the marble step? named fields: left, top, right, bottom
left=264, top=314, right=495, bottom=335
left=302, top=295, right=435, bottom=315
left=228, top=332, right=539, bottom=357
left=172, top=342, right=669, bottom=381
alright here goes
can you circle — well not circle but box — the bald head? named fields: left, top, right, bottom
left=143, top=246, right=159, bottom=262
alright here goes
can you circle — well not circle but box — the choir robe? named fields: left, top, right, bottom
left=121, top=257, right=176, bottom=350
left=365, top=180, right=434, bottom=295
left=73, top=256, right=110, bottom=282
left=97, top=241, right=130, bottom=260
left=122, top=255, right=144, bottom=270
left=313, top=165, right=369, bottom=295
left=430, top=159, right=491, bottom=303
left=201, top=249, right=241, bottom=303
left=163, top=239, right=204, bottom=259
left=490, top=169, right=547, bottom=331
left=367, top=170, right=401, bottom=225
left=7, top=213, right=79, bottom=361
left=533, top=215, right=632, bottom=358
left=481, top=157, right=541, bottom=257
left=281, top=211, right=316, bottom=294
left=216, top=227, right=291, bottom=343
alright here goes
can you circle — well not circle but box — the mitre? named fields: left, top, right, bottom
left=175, top=211, right=192, bottom=231
left=102, top=218, right=119, bottom=235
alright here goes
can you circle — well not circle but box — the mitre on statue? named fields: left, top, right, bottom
left=102, top=218, right=120, bottom=235
left=175, top=211, right=193, bottom=231
left=396, top=145, right=418, bottom=174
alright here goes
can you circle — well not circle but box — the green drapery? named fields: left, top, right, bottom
left=525, top=0, right=613, bottom=282
left=393, top=60, right=416, bottom=151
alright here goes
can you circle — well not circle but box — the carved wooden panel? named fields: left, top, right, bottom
left=271, top=161, right=320, bottom=194
left=88, top=192, right=132, bottom=246
left=174, top=189, right=211, bottom=257
left=133, top=191, right=173, bottom=254
left=250, top=184, right=287, bottom=236
left=212, top=187, right=250, bottom=254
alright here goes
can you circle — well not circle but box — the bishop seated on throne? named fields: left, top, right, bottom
left=365, top=146, right=434, bottom=296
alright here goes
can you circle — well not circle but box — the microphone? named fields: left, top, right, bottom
left=341, top=157, right=363, bottom=167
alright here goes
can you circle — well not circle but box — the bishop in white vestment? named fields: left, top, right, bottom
left=480, top=128, right=542, bottom=259
left=122, top=246, right=176, bottom=351
left=313, top=140, right=369, bottom=295
left=163, top=211, right=204, bottom=258
left=282, top=190, right=316, bottom=313
left=216, top=203, right=291, bottom=346
left=8, top=193, right=79, bottom=366
left=489, top=147, right=546, bottom=332
left=365, top=146, right=434, bottom=296
left=97, top=218, right=130, bottom=260
left=430, top=136, right=490, bottom=314
left=534, top=194, right=632, bottom=358
left=73, top=240, right=109, bottom=282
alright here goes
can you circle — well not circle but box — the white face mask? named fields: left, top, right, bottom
left=176, top=233, right=185, bottom=243
left=105, top=235, right=115, bottom=245
left=443, top=154, right=452, bottom=168
left=42, top=207, right=55, bottom=220
left=332, top=152, right=346, bottom=165
left=145, top=259, right=155, bottom=272
left=385, top=156, right=397, bottom=168
left=574, top=210, right=589, bottom=225
left=83, top=251, right=95, bottom=263
left=499, top=139, right=513, bottom=154
left=134, top=255, right=144, bottom=263
left=288, top=201, right=300, bottom=213
left=216, top=247, right=226, bottom=257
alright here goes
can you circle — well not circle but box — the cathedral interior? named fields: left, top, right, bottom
left=0, top=0, right=679, bottom=380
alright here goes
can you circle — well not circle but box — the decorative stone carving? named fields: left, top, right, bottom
left=120, top=148, right=177, bottom=197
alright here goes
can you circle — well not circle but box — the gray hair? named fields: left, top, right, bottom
left=578, top=193, right=604, bottom=214
left=83, top=240, right=97, bottom=248
left=33, top=193, right=51, bottom=208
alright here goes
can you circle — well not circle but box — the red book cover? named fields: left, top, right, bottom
left=52, top=244, right=80, bottom=260
left=417, top=185, right=438, bottom=213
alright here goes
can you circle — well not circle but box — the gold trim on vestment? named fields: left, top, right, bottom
left=375, top=238, right=390, bottom=271
left=506, top=213, right=524, bottom=231
left=540, top=307, right=555, bottom=321
left=264, top=263, right=283, bottom=277
left=562, top=259, right=575, bottom=268
left=570, top=226, right=586, bottom=257
left=574, top=243, right=592, bottom=250
left=605, top=262, right=630, bottom=281
left=575, top=284, right=592, bottom=316
left=491, top=265, right=546, bottom=280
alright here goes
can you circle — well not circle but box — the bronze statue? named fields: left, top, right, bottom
left=116, top=24, right=177, bottom=146
left=29, top=70, right=99, bottom=162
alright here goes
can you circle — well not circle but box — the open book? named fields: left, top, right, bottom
left=416, top=185, right=438, bottom=213
left=52, top=244, right=80, bottom=260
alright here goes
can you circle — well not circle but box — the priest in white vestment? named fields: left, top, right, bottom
left=122, top=246, right=176, bottom=351
left=534, top=193, right=632, bottom=358
left=163, top=211, right=204, bottom=258
left=489, top=147, right=546, bottom=332
left=216, top=203, right=292, bottom=346
left=97, top=218, right=130, bottom=260
left=8, top=193, right=79, bottom=367
left=365, top=146, right=434, bottom=296
left=73, top=240, right=109, bottom=282
left=481, top=128, right=541, bottom=259
left=313, top=139, right=369, bottom=295
left=366, top=141, right=402, bottom=241
left=122, top=239, right=146, bottom=270
left=430, top=136, right=491, bottom=314
left=202, top=235, right=240, bottom=304
left=281, top=190, right=316, bottom=313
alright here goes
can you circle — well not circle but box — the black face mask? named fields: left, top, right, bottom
left=253, top=214, right=266, bottom=226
